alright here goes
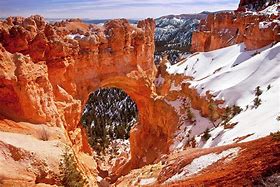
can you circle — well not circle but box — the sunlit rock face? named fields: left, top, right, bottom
left=191, top=2, right=280, bottom=52
left=0, top=15, right=179, bottom=185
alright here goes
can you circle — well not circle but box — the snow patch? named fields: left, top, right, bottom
left=139, top=177, right=157, bottom=185
left=67, top=33, right=86, bottom=39
left=259, top=3, right=280, bottom=15
left=259, top=21, right=272, bottom=29
left=166, top=147, right=241, bottom=183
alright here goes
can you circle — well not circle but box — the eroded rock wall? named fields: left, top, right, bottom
left=191, top=3, right=280, bottom=52
left=0, top=16, right=179, bottom=185
left=238, top=0, right=279, bottom=11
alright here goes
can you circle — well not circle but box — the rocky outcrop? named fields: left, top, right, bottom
left=238, top=0, right=279, bottom=11
left=115, top=136, right=280, bottom=186
left=191, top=3, right=280, bottom=52
left=0, top=16, right=179, bottom=185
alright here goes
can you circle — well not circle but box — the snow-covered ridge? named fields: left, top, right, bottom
left=167, top=43, right=280, bottom=147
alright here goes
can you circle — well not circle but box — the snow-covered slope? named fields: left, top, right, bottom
left=167, top=42, right=280, bottom=147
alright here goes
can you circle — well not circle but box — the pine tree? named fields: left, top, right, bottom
left=59, top=147, right=88, bottom=187
left=81, top=88, right=138, bottom=154
left=202, top=128, right=211, bottom=141
left=255, top=86, right=263, bottom=97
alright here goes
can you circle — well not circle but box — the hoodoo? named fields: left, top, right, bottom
left=0, top=0, right=280, bottom=186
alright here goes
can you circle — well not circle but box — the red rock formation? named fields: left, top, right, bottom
left=192, top=2, right=280, bottom=52
left=0, top=16, right=179, bottom=185
left=238, top=0, right=279, bottom=11
left=162, top=137, right=280, bottom=186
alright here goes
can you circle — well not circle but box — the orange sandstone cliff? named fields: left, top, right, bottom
left=191, top=3, right=280, bottom=52
left=0, top=16, right=179, bottom=185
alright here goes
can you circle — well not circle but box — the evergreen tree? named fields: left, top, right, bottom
left=59, top=147, right=88, bottom=187
left=81, top=88, right=138, bottom=154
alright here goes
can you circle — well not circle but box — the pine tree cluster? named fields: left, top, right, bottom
left=81, top=88, right=138, bottom=154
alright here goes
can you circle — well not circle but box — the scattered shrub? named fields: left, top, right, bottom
left=224, top=122, right=238, bottom=129
left=208, top=101, right=219, bottom=123
left=59, top=147, right=88, bottom=187
left=189, top=137, right=196, bottom=148
left=232, top=105, right=243, bottom=116
left=220, top=105, right=243, bottom=127
left=221, top=107, right=232, bottom=126
left=202, top=128, right=211, bottom=141
left=267, top=84, right=271, bottom=90
left=255, top=86, right=263, bottom=97
left=253, top=97, right=262, bottom=109
left=187, top=107, right=195, bottom=122
left=270, top=131, right=280, bottom=141
left=222, top=107, right=232, bottom=119
left=276, top=115, right=280, bottom=121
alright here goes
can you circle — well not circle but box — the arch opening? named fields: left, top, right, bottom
left=81, top=87, right=138, bottom=158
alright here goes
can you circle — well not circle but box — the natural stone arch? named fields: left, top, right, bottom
left=0, top=16, right=179, bottom=183
left=80, top=72, right=179, bottom=178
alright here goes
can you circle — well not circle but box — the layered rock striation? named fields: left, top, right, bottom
left=191, top=3, right=280, bottom=52
left=0, top=16, right=179, bottom=185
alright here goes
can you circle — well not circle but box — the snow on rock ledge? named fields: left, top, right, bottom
left=167, top=43, right=280, bottom=147
left=165, top=147, right=241, bottom=183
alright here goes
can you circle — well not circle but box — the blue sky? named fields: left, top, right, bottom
left=0, top=0, right=239, bottom=19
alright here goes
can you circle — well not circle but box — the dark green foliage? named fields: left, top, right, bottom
left=251, top=86, right=263, bottom=109
left=253, top=97, right=262, bottom=109
left=232, top=105, right=243, bottom=116
left=208, top=100, right=219, bottom=125
left=189, top=137, right=196, bottom=148
left=59, top=147, right=88, bottom=187
left=221, top=107, right=233, bottom=126
left=221, top=106, right=242, bottom=127
left=202, top=128, right=211, bottom=141
left=81, top=88, right=138, bottom=154
left=187, top=106, right=195, bottom=122
left=267, top=84, right=271, bottom=90
left=222, top=107, right=232, bottom=120
left=270, top=131, right=280, bottom=141
left=255, top=86, right=263, bottom=97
